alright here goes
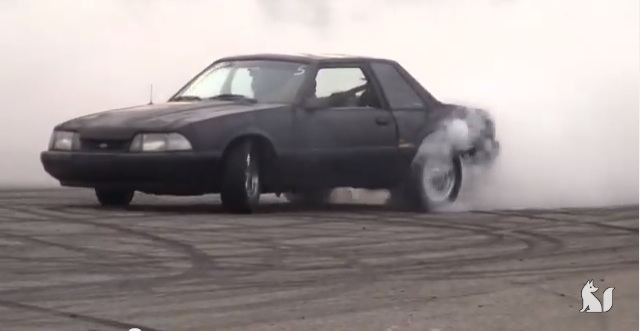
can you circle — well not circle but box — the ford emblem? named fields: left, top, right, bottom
left=99, top=143, right=108, bottom=149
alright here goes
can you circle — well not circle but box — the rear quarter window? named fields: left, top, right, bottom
left=371, top=62, right=425, bottom=109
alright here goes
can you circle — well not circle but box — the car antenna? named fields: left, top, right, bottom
left=148, top=84, right=154, bottom=105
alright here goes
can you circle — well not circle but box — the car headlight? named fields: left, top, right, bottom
left=129, top=133, right=193, bottom=152
left=49, top=131, right=80, bottom=151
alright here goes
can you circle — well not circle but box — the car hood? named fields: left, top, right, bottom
left=58, top=101, right=285, bottom=138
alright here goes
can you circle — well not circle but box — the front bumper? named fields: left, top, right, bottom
left=40, top=150, right=223, bottom=194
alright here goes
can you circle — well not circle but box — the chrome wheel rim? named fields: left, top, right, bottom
left=421, top=158, right=455, bottom=203
left=244, top=153, right=259, bottom=198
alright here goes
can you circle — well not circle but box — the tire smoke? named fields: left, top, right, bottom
left=1, top=0, right=637, bottom=210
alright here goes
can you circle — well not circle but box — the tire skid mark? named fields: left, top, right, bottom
left=0, top=231, right=158, bottom=261
left=358, top=230, right=538, bottom=273
left=0, top=189, right=636, bottom=326
left=0, top=255, right=170, bottom=271
left=0, top=206, right=50, bottom=220
left=0, top=209, right=372, bottom=307
left=131, top=206, right=630, bottom=282
left=224, top=213, right=510, bottom=280
left=0, top=298, right=165, bottom=331
left=393, top=258, right=638, bottom=282
left=6, top=207, right=381, bottom=308
left=252, top=214, right=544, bottom=282
left=0, top=216, right=217, bottom=298
left=253, top=209, right=629, bottom=281
left=22, top=206, right=159, bottom=222
left=164, top=286, right=501, bottom=331
left=477, top=210, right=639, bottom=233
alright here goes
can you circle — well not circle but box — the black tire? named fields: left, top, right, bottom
left=95, top=188, right=134, bottom=207
left=387, top=155, right=463, bottom=212
left=220, top=140, right=261, bottom=213
left=284, top=189, right=332, bottom=207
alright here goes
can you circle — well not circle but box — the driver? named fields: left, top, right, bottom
left=306, top=80, right=367, bottom=108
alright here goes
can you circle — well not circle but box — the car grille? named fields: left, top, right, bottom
left=80, top=139, right=130, bottom=152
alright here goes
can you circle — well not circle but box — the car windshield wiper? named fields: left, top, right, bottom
left=171, top=95, right=202, bottom=102
left=208, top=94, right=258, bottom=103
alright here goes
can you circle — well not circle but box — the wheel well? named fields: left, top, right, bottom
left=221, top=134, right=277, bottom=175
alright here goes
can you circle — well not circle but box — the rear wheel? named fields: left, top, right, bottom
left=220, top=140, right=261, bottom=213
left=387, top=155, right=462, bottom=212
left=95, top=188, right=134, bottom=207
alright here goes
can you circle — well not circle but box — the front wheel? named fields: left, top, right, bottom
left=220, top=141, right=262, bottom=213
left=95, top=188, right=134, bottom=207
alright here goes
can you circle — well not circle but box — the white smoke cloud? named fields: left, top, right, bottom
left=0, top=0, right=637, bottom=209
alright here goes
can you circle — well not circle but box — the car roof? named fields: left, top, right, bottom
left=216, top=52, right=396, bottom=64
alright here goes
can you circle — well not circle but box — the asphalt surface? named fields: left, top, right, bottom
left=0, top=189, right=637, bottom=331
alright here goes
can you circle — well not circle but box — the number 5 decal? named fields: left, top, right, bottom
left=294, top=66, right=306, bottom=76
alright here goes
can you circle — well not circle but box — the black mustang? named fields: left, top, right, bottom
left=41, top=53, right=499, bottom=213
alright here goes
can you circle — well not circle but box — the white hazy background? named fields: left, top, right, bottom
left=0, top=0, right=637, bottom=210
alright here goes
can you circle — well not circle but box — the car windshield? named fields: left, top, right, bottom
left=172, top=60, right=309, bottom=104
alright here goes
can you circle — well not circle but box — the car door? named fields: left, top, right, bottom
left=369, top=61, right=438, bottom=169
left=293, top=64, right=399, bottom=188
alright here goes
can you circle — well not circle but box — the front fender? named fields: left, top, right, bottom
left=218, top=128, right=278, bottom=153
left=187, top=116, right=278, bottom=152
left=187, top=106, right=294, bottom=155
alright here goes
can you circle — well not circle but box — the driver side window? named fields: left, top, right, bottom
left=313, top=67, right=381, bottom=108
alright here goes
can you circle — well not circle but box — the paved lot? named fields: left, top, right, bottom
left=0, top=189, right=637, bottom=331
